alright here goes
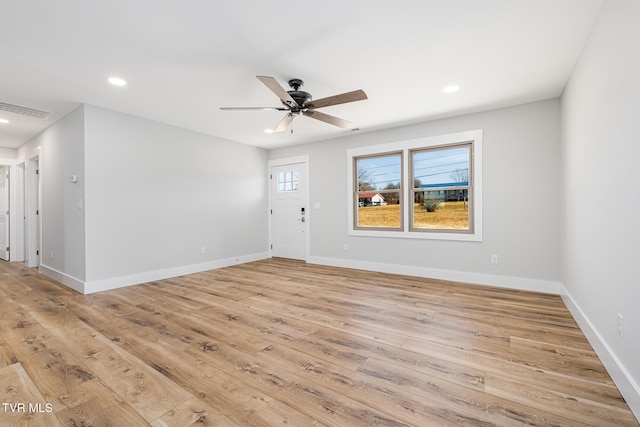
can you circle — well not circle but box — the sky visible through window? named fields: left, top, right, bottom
left=414, top=146, right=469, bottom=186
left=357, top=146, right=469, bottom=191
left=357, top=154, right=401, bottom=191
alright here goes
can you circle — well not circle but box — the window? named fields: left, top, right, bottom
left=410, top=143, right=472, bottom=233
left=354, top=152, right=402, bottom=230
left=347, top=130, right=482, bottom=241
left=277, top=170, right=299, bottom=192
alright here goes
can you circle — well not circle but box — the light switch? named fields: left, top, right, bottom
left=77, top=198, right=83, bottom=209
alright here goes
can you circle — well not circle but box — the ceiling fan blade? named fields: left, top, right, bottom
left=274, top=113, right=296, bottom=132
left=257, top=76, right=297, bottom=108
left=220, top=106, right=287, bottom=111
left=304, top=89, right=367, bottom=109
left=303, top=110, right=351, bottom=128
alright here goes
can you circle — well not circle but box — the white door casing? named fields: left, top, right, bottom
left=26, top=156, right=40, bottom=267
left=0, top=166, right=9, bottom=261
left=269, top=157, right=309, bottom=261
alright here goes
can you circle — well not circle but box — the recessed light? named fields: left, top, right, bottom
left=264, top=129, right=274, bottom=134
left=0, top=118, right=9, bottom=124
left=443, top=85, right=460, bottom=94
left=108, top=77, right=127, bottom=87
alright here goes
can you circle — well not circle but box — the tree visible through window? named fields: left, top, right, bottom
left=348, top=130, right=482, bottom=241
left=354, top=152, right=402, bottom=229
left=411, top=143, right=471, bottom=232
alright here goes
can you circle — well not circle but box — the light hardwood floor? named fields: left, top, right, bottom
left=0, top=258, right=637, bottom=426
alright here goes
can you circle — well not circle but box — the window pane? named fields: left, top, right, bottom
left=413, top=189, right=469, bottom=230
left=276, top=170, right=299, bottom=193
left=357, top=154, right=401, bottom=191
left=413, top=145, right=469, bottom=188
left=357, top=191, right=401, bottom=228
left=355, top=153, right=402, bottom=229
left=411, top=144, right=471, bottom=231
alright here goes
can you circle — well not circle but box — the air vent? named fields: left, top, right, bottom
left=0, top=102, right=52, bottom=119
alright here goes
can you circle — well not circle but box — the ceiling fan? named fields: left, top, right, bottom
left=220, top=76, right=367, bottom=132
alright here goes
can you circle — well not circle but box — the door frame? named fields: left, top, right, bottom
left=10, top=162, right=25, bottom=262
left=0, top=157, right=18, bottom=261
left=0, top=165, right=10, bottom=261
left=268, top=155, right=310, bottom=261
left=25, top=152, right=41, bottom=267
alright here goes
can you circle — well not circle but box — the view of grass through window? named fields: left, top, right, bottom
left=411, top=144, right=471, bottom=231
left=354, top=143, right=471, bottom=231
left=355, top=152, right=402, bottom=229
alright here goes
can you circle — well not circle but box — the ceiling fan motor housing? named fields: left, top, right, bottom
left=286, top=79, right=312, bottom=110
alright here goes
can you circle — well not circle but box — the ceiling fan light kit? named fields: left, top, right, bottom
left=220, top=75, right=367, bottom=133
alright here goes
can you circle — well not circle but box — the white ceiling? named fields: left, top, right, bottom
left=0, top=0, right=603, bottom=150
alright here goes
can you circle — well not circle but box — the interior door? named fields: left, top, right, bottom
left=26, top=157, right=40, bottom=267
left=271, top=162, right=307, bottom=260
left=0, top=166, right=9, bottom=261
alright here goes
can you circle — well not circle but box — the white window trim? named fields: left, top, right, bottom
left=347, top=129, right=483, bottom=242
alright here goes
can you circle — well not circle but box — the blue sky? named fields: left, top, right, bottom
left=357, top=145, right=469, bottom=190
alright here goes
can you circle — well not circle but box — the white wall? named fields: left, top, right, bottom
left=0, top=147, right=17, bottom=159
left=83, top=105, right=269, bottom=291
left=561, top=0, right=640, bottom=415
left=16, top=105, right=86, bottom=282
left=269, top=99, right=561, bottom=291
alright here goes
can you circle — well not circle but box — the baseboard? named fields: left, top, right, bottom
left=560, top=284, right=640, bottom=421
left=39, top=264, right=85, bottom=293
left=41, top=252, right=270, bottom=295
left=307, top=255, right=561, bottom=294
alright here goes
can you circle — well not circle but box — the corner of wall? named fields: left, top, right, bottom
left=39, top=264, right=85, bottom=294
left=560, top=283, right=640, bottom=420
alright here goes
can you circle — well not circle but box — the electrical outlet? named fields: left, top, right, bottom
left=617, top=313, right=624, bottom=337
left=200, top=246, right=206, bottom=255
left=343, top=243, right=348, bottom=251
left=491, top=255, right=499, bottom=265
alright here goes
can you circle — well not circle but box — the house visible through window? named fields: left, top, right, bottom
left=354, top=152, right=402, bottom=230
left=347, top=130, right=482, bottom=241
left=410, top=143, right=472, bottom=232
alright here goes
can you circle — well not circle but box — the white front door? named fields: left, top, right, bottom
left=270, top=162, right=307, bottom=260
left=0, top=166, right=9, bottom=261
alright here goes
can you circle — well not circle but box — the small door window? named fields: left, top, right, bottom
left=277, top=171, right=299, bottom=192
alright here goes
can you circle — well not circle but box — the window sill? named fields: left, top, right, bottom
left=348, top=228, right=482, bottom=242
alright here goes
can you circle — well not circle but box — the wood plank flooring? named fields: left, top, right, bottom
left=0, top=258, right=637, bottom=426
